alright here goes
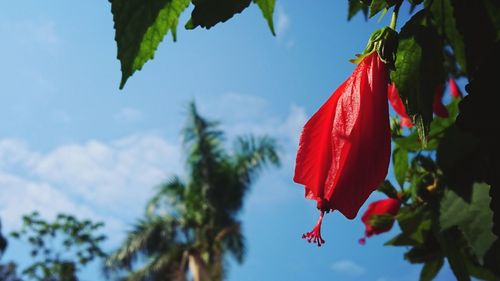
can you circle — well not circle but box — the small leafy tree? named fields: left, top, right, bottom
left=0, top=220, right=23, bottom=281
left=11, top=212, right=107, bottom=281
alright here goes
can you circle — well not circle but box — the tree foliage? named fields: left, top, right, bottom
left=10, top=212, right=107, bottom=281
left=105, top=102, right=280, bottom=281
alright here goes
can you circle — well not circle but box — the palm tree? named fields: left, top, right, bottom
left=106, top=102, right=280, bottom=281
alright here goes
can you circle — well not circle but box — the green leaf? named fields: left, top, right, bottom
left=405, top=243, right=442, bottom=264
left=482, top=0, right=500, bottom=40
left=110, top=0, right=190, bottom=89
left=369, top=0, right=393, bottom=18
left=390, top=11, right=444, bottom=146
left=186, top=0, right=252, bottom=30
left=369, top=214, right=395, bottom=229
left=426, top=0, right=467, bottom=72
left=440, top=183, right=497, bottom=262
left=385, top=233, right=419, bottom=246
left=348, top=0, right=369, bottom=20
left=253, top=0, right=275, bottom=36
left=437, top=228, right=471, bottom=281
left=395, top=206, right=432, bottom=244
left=377, top=180, right=399, bottom=199
left=465, top=256, right=500, bottom=281
left=393, top=147, right=409, bottom=188
left=420, top=258, right=444, bottom=281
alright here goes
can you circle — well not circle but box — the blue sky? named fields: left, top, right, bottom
left=0, top=1, right=459, bottom=280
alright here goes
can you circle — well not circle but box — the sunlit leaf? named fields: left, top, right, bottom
left=440, top=183, right=496, bottom=262
left=110, top=0, right=190, bottom=89
left=254, top=0, right=276, bottom=36
left=390, top=11, right=444, bottom=146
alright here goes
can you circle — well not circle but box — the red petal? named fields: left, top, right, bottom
left=449, top=78, right=462, bottom=98
left=294, top=53, right=391, bottom=219
left=433, top=84, right=449, bottom=118
left=360, top=198, right=400, bottom=239
left=388, top=83, right=413, bottom=128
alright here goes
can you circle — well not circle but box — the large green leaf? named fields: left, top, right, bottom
left=426, top=0, right=467, bottom=72
left=369, top=0, right=394, bottom=18
left=377, top=180, right=399, bottom=199
left=393, top=206, right=432, bottom=245
left=253, top=0, right=276, bottom=36
left=110, top=0, right=190, bottom=89
left=440, top=183, right=497, bottom=262
left=393, top=147, right=409, bottom=188
left=420, top=258, right=444, bottom=281
left=437, top=228, right=471, bottom=281
left=348, top=0, right=369, bottom=20
left=186, top=0, right=252, bottom=30
left=390, top=11, right=444, bottom=146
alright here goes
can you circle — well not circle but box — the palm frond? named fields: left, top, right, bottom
left=105, top=217, right=178, bottom=271
left=215, top=222, right=246, bottom=264
left=182, top=101, right=225, bottom=184
left=146, top=176, right=186, bottom=217
left=233, top=135, right=280, bottom=186
left=124, top=246, right=186, bottom=281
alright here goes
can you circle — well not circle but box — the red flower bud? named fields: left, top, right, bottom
left=433, top=84, right=449, bottom=118
left=388, top=82, right=413, bottom=128
left=448, top=78, right=462, bottom=98
left=294, top=53, right=391, bottom=246
left=358, top=198, right=400, bottom=245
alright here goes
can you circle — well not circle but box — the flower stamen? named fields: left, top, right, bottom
left=302, top=211, right=326, bottom=247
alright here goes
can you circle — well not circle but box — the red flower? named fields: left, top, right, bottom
left=358, top=197, right=400, bottom=245
left=449, top=78, right=462, bottom=98
left=388, top=82, right=413, bottom=128
left=294, top=52, right=391, bottom=246
left=432, top=84, right=449, bottom=118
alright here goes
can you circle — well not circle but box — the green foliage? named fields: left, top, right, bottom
left=254, top=0, right=276, bottom=35
left=10, top=212, right=106, bottom=281
left=420, top=258, right=444, bottom=281
left=390, top=11, right=444, bottom=146
left=393, top=147, right=409, bottom=187
left=0, top=262, right=22, bottom=281
left=107, top=102, right=279, bottom=281
left=383, top=96, right=500, bottom=280
left=348, top=0, right=369, bottom=20
left=369, top=214, right=395, bottom=229
left=425, top=0, right=466, bottom=72
left=377, top=180, right=399, bottom=199
left=186, top=0, right=252, bottom=30
left=440, top=184, right=497, bottom=262
left=109, top=0, right=190, bottom=89
left=369, top=0, right=394, bottom=18
left=109, top=0, right=275, bottom=88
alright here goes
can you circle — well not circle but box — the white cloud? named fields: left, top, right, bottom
left=0, top=19, right=61, bottom=53
left=33, top=21, right=60, bottom=46
left=0, top=134, right=181, bottom=242
left=276, top=5, right=290, bottom=37
left=331, top=259, right=366, bottom=277
left=114, top=107, right=144, bottom=122
left=52, top=110, right=72, bottom=124
left=0, top=94, right=307, bottom=242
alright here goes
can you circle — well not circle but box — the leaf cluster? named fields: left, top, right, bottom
left=10, top=212, right=106, bottom=281
left=379, top=95, right=499, bottom=280
left=109, top=0, right=276, bottom=88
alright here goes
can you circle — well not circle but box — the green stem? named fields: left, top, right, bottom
left=390, top=2, right=402, bottom=30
